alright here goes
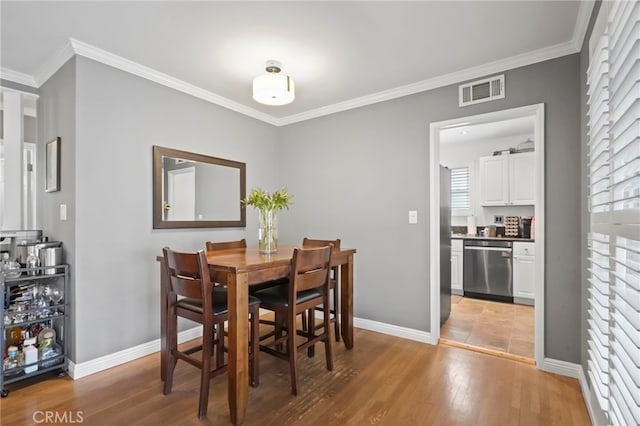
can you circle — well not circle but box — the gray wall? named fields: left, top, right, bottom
left=37, top=58, right=78, bottom=359
left=279, top=54, right=583, bottom=362
left=72, top=56, right=279, bottom=363
left=35, top=56, right=280, bottom=364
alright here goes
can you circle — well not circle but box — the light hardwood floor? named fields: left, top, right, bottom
left=1, top=327, right=589, bottom=426
left=441, top=296, right=535, bottom=361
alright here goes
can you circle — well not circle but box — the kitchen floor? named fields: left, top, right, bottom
left=440, top=295, right=535, bottom=361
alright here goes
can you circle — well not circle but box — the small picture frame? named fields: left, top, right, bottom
left=45, top=137, right=61, bottom=192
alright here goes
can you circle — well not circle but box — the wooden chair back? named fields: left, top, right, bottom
left=163, top=247, right=212, bottom=306
left=301, top=238, right=341, bottom=341
left=205, top=239, right=247, bottom=285
left=302, top=237, right=340, bottom=250
left=303, top=238, right=340, bottom=280
left=290, top=246, right=332, bottom=301
left=205, top=238, right=247, bottom=252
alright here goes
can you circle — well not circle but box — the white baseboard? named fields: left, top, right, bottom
left=578, top=365, right=601, bottom=426
left=541, top=359, right=602, bottom=425
left=354, top=317, right=435, bottom=345
left=68, top=326, right=202, bottom=380
left=539, top=357, right=581, bottom=378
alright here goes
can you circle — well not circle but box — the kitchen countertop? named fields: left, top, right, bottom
left=451, top=234, right=535, bottom=242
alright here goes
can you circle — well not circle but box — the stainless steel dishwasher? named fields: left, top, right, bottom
left=463, top=239, right=513, bottom=302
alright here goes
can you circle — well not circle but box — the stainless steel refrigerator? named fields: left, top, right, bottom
left=440, top=166, right=451, bottom=325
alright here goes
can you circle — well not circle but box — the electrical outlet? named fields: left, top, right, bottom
left=409, top=210, right=418, bottom=224
left=494, top=215, right=504, bottom=225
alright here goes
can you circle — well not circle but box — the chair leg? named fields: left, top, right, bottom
left=275, top=311, right=284, bottom=352
left=163, top=307, right=178, bottom=395
left=288, top=312, right=299, bottom=395
left=333, top=283, right=340, bottom=342
left=250, top=306, right=260, bottom=387
left=215, top=323, right=225, bottom=370
left=307, top=307, right=315, bottom=358
left=198, top=319, right=214, bottom=419
left=324, top=303, right=334, bottom=372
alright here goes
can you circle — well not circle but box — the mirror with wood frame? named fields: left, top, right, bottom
left=153, top=146, right=246, bottom=229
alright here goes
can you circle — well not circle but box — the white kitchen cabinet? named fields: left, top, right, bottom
left=480, top=152, right=534, bottom=206
left=451, top=239, right=463, bottom=295
left=513, top=242, right=535, bottom=304
left=479, top=155, right=509, bottom=205
left=509, top=152, right=535, bottom=204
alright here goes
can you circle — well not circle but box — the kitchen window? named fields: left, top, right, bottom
left=451, top=166, right=471, bottom=216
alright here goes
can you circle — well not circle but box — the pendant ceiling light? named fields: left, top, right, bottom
left=252, top=60, right=295, bottom=106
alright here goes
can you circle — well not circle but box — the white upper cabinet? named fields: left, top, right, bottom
left=479, top=152, right=534, bottom=206
left=479, top=155, right=509, bottom=205
left=509, top=152, right=535, bottom=204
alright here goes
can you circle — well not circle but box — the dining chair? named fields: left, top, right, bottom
left=254, top=246, right=334, bottom=395
left=205, top=239, right=247, bottom=288
left=162, top=247, right=261, bottom=419
left=302, top=238, right=341, bottom=342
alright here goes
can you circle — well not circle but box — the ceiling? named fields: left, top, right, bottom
left=440, top=116, right=534, bottom=145
left=0, top=1, right=591, bottom=125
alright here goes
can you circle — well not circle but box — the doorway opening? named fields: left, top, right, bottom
left=429, top=104, right=545, bottom=367
left=167, top=167, right=195, bottom=221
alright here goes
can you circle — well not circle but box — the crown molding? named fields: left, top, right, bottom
left=572, top=1, right=596, bottom=52
left=275, top=39, right=578, bottom=126
left=4, top=32, right=582, bottom=127
left=33, top=40, right=75, bottom=87
left=0, top=67, right=37, bottom=87
left=69, top=38, right=279, bottom=126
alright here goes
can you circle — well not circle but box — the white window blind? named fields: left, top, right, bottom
left=451, top=166, right=471, bottom=213
left=586, top=2, right=640, bottom=425
left=587, top=232, right=611, bottom=411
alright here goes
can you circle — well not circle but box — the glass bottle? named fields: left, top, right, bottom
left=26, top=253, right=40, bottom=276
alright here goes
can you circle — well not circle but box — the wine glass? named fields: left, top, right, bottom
left=45, top=284, right=55, bottom=304
left=31, top=283, right=41, bottom=309
left=38, top=284, right=50, bottom=307
left=50, top=285, right=63, bottom=305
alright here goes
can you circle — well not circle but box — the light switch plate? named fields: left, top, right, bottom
left=409, top=210, right=418, bottom=224
left=60, top=204, right=67, bottom=221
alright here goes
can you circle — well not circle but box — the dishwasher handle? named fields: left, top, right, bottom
left=464, top=246, right=512, bottom=252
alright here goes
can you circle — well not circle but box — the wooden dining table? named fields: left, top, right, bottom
left=157, top=244, right=356, bottom=425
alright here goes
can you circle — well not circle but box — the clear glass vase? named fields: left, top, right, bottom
left=258, top=209, right=278, bottom=253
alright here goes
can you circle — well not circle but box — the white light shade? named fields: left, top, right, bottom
left=252, top=73, right=295, bottom=106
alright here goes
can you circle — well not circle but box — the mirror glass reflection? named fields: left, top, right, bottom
left=153, top=146, right=246, bottom=229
